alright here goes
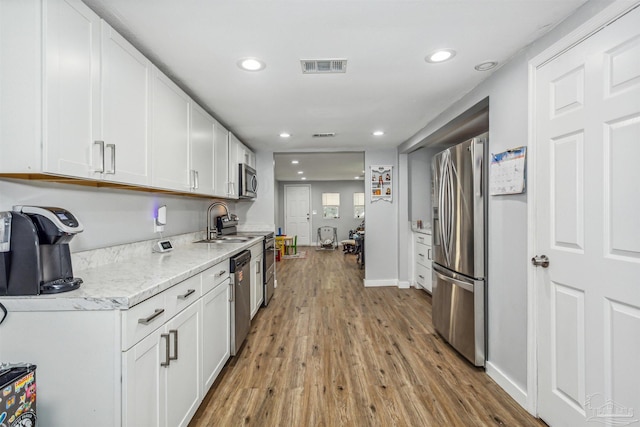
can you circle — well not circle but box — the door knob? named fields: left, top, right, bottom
left=531, top=255, right=549, bottom=268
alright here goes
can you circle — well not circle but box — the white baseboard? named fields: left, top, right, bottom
left=486, top=361, right=528, bottom=410
left=398, top=280, right=410, bottom=289
left=364, top=279, right=397, bottom=288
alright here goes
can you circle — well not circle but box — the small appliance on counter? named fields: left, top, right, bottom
left=0, top=206, right=84, bottom=296
left=216, top=214, right=239, bottom=236
left=0, top=363, right=37, bottom=426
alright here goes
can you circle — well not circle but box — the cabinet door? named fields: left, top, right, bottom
left=251, top=254, right=263, bottom=318
left=43, top=0, right=101, bottom=178
left=213, top=121, right=229, bottom=197
left=164, top=301, right=202, bottom=427
left=201, top=278, right=231, bottom=392
left=122, top=328, right=166, bottom=427
left=227, top=132, right=240, bottom=198
left=151, top=68, right=190, bottom=191
left=101, top=22, right=151, bottom=185
left=190, top=103, right=215, bottom=195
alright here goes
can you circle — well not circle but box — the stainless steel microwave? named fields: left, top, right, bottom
left=238, top=163, right=257, bottom=198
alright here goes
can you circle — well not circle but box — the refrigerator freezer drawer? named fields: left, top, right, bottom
left=432, top=264, right=485, bottom=366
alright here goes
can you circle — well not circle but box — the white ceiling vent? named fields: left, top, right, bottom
left=301, top=59, right=347, bottom=74
left=312, top=132, right=336, bottom=138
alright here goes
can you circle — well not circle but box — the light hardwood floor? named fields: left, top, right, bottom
left=190, top=248, right=545, bottom=426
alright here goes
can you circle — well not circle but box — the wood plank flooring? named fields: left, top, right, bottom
left=190, top=248, right=544, bottom=426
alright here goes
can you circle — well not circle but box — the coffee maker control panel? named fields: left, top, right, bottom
left=13, top=206, right=84, bottom=234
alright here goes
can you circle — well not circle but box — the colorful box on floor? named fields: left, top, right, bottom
left=0, top=363, right=37, bottom=427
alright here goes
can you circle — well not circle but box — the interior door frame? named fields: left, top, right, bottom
left=283, top=184, right=311, bottom=245
left=526, top=1, right=640, bottom=416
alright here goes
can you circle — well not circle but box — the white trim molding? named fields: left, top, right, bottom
left=364, top=278, right=398, bottom=288
left=486, top=362, right=528, bottom=410
left=397, top=280, right=410, bottom=289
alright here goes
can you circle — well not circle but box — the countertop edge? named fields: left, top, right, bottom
left=0, top=236, right=265, bottom=312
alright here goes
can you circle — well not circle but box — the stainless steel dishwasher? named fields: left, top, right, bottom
left=230, top=250, right=251, bottom=356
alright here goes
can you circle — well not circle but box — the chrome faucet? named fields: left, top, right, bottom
left=207, top=201, right=230, bottom=239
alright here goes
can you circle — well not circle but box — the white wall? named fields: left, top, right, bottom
left=276, top=180, right=365, bottom=242
left=235, top=150, right=276, bottom=232
left=0, top=179, right=218, bottom=252
left=364, top=149, right=398, bottom=286
left=397, top=0, right=616, bottom=405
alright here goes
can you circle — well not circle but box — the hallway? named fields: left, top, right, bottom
left=190, top=248, right=544, bottom=426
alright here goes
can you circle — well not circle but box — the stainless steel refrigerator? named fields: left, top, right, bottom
left=431, top=132, right=487, bottom=367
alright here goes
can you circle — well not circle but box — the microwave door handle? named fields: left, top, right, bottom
left=251, top=174, right=258, bottom=192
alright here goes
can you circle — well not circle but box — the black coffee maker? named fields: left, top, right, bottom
left=0, top=206, right=84, bottom=295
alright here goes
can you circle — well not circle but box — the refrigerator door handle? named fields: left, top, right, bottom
left=433, top=268, right=474, bottom=293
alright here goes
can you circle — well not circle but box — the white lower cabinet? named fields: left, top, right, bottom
left=123, top=327, right=165, bottom=427
left=164, top=302, right=202, bottom=427
left=122, top=282, right=202, bottom=427
left=249, top=242, right=264, bottom=318
left=413, top=232, right=433, bottom=293
left=201, top=270, right=231, bottom=392
left=0, top=261, right=232, bottom=426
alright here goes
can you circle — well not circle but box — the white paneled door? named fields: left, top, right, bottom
left=284, top=185, right=311, bottom=246
left=534, top=6, right=640, bottom=427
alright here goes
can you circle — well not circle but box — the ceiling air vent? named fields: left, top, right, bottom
left=301, top=59, right=347, bottom=74
left=312, top=132, right=336, bottom=138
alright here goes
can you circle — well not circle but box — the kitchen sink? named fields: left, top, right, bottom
left=194, top=236, right=252, bottom=244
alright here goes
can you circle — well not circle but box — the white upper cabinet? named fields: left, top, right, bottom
left=1, top=0, right=249, bottom=201
left=189, top=103, right=215, bottom=195
left=43, top=0, right=101, bottom=178
left=227, top=132, right=240, bottom=199
left=151, top=68, right=191, bottom=192
left=100, top=22, right=151, bottom=186
left=237, top=141, right=255, bottom=169
left=213, top=121, right=229, bottom=198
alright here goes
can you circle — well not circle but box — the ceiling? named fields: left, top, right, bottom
left=83, top=0, right=587, bottom=180
left=274, top=152, right=365, bottom=181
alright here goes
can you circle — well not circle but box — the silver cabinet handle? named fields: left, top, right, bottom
left=229, top=280, right=234, bottom=302
left=190, top=170, right=199, bottom=190
left=428, top=249, right=432, bottom=260
left=216, top=270, right=227, bottom=277
left=161, top=333, right=170, bottom=367
left=169, top=329, right=178, bottom=361
left=106, top=143, right=116, bottom=174
left=138, top=308, right=164, bottom=325
left=419, top=253, right=425, bottom=258
left=195, top=170, right=199, bottom=190
left=94, top=140, right=105, bottom=173
left=418, top=275, right=425, bottom=279
left=177, top=289, right=196, bottom=300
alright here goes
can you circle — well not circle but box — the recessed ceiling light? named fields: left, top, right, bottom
left=280, top=132, right=291, bottom=138
left=291, top=160, right=299, bottom=164
left=425, top=49, right=456, bottom=63
left=237, top=57, right=266, bottom=71
left=474, top=61, right=498, bottom=71
left=354, top=176, right=360, bottom=180
left=297, top=171, right=303, bottom=174
left=301, top=177, right=307, bottom=180
left=373, top=130, right=384, bottom=136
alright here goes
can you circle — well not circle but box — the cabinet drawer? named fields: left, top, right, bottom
left=415, top=262, right=432, bottom=292
left=201, top=261, right=230, bottom=294
left=122, top=292, right=167, bottom=351
left=249, top=241, right=263, bottom=259
left=414, top=241, right=432, bottom=267
left=415, top=233, right=432, bottom=246
left=164, top=274, right=202, bottom=320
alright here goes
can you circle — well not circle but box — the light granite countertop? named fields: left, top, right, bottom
left=0, top=235, right=265, bottom=312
